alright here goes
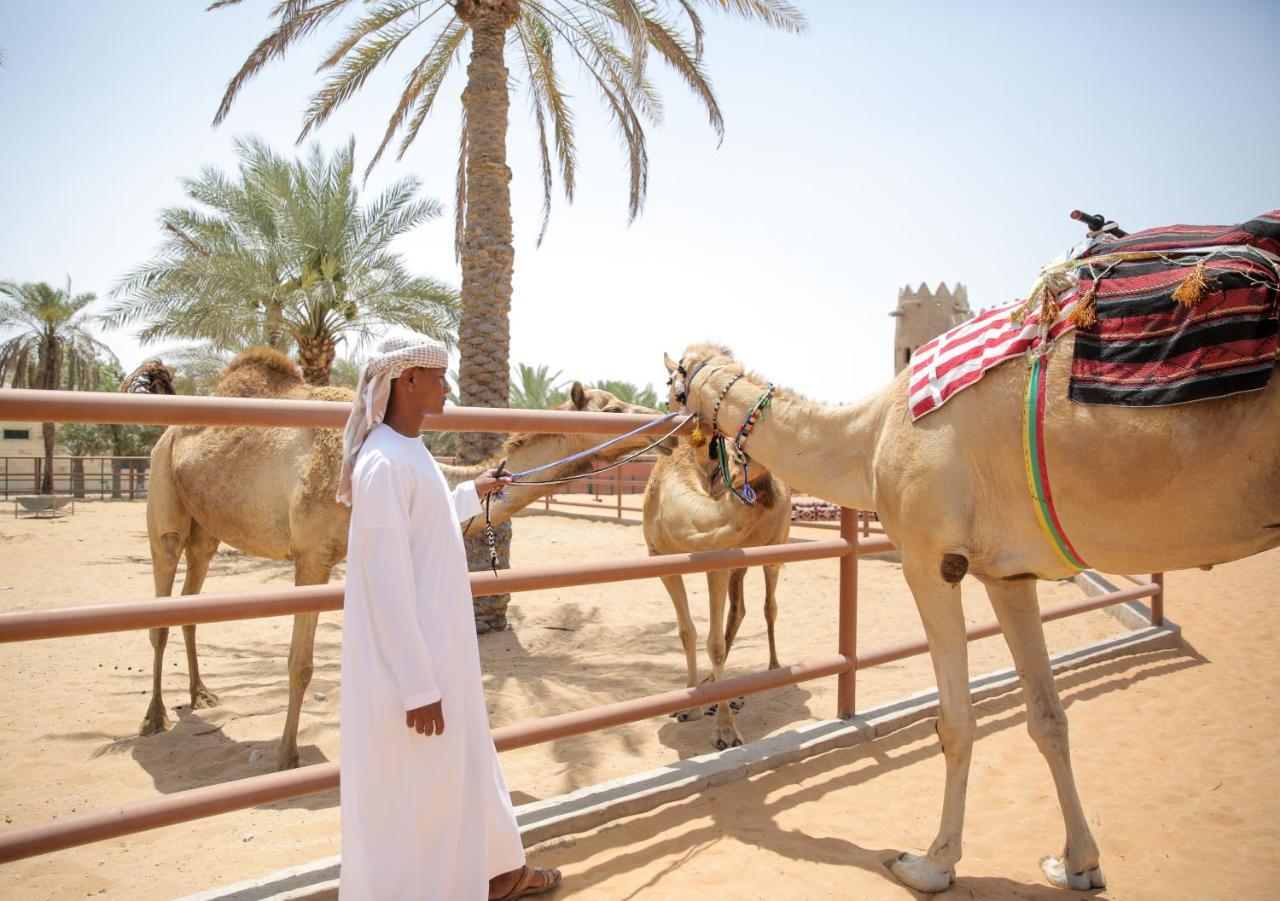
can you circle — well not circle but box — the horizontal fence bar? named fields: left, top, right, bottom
left=491, top=656, right=851, bottom=752
left=0, top=575, right=1153, bottom=864
left=542, top=499, right=644, bottom=514
left=0, top=760, right=340, bottom=865
left=0, top=655, right=850, bottom=864
left=0, top=388, right=690, bottom=436
left=0, top=539, right=874, bottom=643
left=855, top=580, right=1162, bottom=669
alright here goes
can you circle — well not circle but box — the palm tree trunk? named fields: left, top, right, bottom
left=39, top=341, right=59, bottom=494
left=296, top=337, right=336, bottom=386
left=456, top=2, right=518, bottom=631
left=40, top=422, right=55, bottom=495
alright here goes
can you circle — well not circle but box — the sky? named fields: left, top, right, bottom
left=2, top=1, right=1278, bottom=404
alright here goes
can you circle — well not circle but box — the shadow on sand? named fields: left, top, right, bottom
left=535, top=641, right=1206, bottom=898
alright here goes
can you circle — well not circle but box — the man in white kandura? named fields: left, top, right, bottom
left=337, top=336, right=562, bottom=900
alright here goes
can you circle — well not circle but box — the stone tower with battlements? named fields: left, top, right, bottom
left=889, top=282, right=973, bottom=374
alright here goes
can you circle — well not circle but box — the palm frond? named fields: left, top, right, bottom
left=212, top=0, right=356, bottom=126
left=687, top=0, right=808, bottom=34
left=365, top=14, right=467, bottom=176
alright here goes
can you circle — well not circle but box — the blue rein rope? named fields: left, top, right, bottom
left=507, top=411, right=691, bottom=483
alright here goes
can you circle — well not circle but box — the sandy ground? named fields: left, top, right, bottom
left=0, top=500, right=1267, bottom=898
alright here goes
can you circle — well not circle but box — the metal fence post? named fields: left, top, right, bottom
left=836, top=508, right=859, bottom=719
left=616, top=468, right=623, bottom=518
left=1151, top=572, right=1164, bottom=626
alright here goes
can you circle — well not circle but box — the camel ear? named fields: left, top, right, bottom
left=663, top=352, right=678, bottom=374
left=570, top=380, right=587, bottom=410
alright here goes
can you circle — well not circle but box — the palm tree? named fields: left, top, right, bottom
left=212, top=0, right=806, bottom=630
left=510, top=361, right=567, bottom=409
left=0, top=280, right=116, bottom=493
left=211, top=0, right=806, bottom=454
left=107, top=136, right=460, bottom=386
left=593, top=378, right=658, bottom=408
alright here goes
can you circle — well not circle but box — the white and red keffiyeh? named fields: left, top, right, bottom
left=907, top=298, right=1078, bottom=421
left=337, top=335, right=449, bottom=505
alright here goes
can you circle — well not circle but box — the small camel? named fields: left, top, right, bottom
left=665, top=342, right=1279, bottom=892
left=126, top=347, right=671, bottom=770
left=643, top=439, right=791, bottom=749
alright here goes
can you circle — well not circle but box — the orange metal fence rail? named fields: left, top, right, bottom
left=0, top=388, right=691, bottom=435
left=0, top=539, right=870, bottom=643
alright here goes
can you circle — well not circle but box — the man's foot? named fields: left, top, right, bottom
left=489, top=864, right=562, bottom=900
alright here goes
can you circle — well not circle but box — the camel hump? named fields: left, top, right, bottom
left=217, top=347, right=306, bottom=398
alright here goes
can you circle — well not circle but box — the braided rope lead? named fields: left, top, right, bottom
left=507, top=412, right=694, bottom=486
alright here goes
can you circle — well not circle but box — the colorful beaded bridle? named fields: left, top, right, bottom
left=670, top=358, right=776, bottom=505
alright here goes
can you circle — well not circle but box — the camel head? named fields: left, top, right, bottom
left=119, top=359, right=176, bottom=395
left=555, top=380, right=677, bottom=458
left=663, top=343, right=739, bottom=420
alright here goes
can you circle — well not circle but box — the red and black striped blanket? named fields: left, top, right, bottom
left=1067, top=211, right=1280, bottom=406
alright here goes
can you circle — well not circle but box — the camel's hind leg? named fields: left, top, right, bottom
left=721, top=568, right=749, bottom=714
left=724, top=568, right=747, bottom=651
left=277, top=559, right=333, bottom=770
left=179, top=522, right=221, bottom=709
left=659, top=573, right=702, bottom=722
left=705, top=569, right=742, bottom=750
left=887, top=555, right=973, bottom=893
left=762, top=563, right=781, bottom=670
left=983, top=577, right=1105, bottom=890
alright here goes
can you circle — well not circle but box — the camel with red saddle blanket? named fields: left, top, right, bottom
left=663, top=332, right=1280, bottom=891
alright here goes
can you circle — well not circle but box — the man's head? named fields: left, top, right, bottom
left=389, top=365, right=451, bottom=418
left=336, top=335, right=451, bottom=505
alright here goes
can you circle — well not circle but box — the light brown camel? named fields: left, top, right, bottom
left=643, top=440, right=791, bottom=749
left=665, top=342, right=1280, bottom=892
left=125, top=347, right=672, bottom=770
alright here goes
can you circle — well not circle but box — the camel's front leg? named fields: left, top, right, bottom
left=705, top=569, right=742, bottom=750
left=141, top=531, right=182, bottom=736
left=984, top=577, right=1105, bottom=890
left=888, top=555, right=974, bottom=893
left=279, top=610, right=319, bottom=770
left=659, top=573, right=704, bottom=722
left=179, top=524, right=221, bottom=709
left=278, top=561, right=332, bottom=769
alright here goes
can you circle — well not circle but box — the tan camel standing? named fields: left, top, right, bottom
left=643, top=440, right=791, bottom=749
left=126, top=347, right=671, bottom=769
left=665, top=342, right=1280, bottom=892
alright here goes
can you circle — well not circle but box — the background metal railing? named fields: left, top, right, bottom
left=2, top=455, right=151, bottom=500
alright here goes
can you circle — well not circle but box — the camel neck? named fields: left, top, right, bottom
left=693, top=369, right=883, bottom=511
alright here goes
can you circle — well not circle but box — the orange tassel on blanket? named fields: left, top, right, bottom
left=1172, top=259, right=1210, bottom=307
left=1042, top=292, right=1061, bottom=323
left=1069, top=286, right=1098, bottom=328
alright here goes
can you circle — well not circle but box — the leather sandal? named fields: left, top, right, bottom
left=490, top=864, right=562, bottom=900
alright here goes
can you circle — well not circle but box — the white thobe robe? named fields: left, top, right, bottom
left=340, top=424, right=525, bottom=900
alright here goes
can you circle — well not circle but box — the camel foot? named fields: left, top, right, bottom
left=711, top=723, right=743, bottom=751
left=190, top=686, right=220, bottom=709
left=1041, top=856, right=1105, bottom=890
left=139, top=697, right=170, bottom=736
left=277, top=746, right=301, bottom=771
left=887, top=853, right=954, bottom=893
